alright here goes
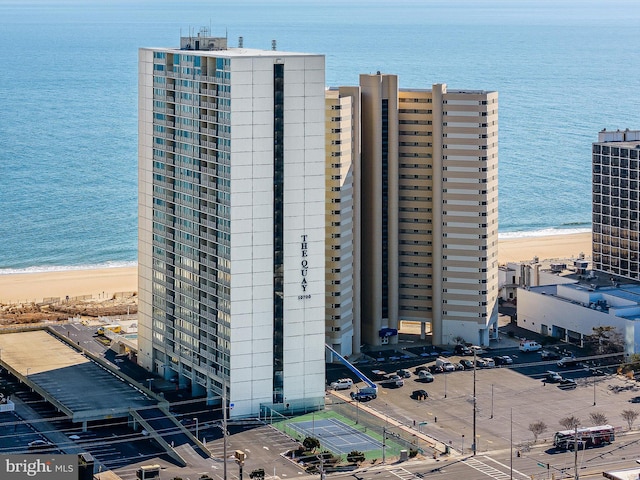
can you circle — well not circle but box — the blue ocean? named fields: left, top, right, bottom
left=1, top=0, right=639, bottom=273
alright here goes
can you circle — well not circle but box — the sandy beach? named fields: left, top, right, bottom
left=0, top=266, right=138, bottom=304
left=0, top=232, right=592, bottom=304
left=497, top=231, right=591, bottom=264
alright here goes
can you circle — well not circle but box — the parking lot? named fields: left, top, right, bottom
left=327, top=343, right=639, bottom=454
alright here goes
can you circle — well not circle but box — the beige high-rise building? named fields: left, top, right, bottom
left=593, top=129, right=640, bottom=281
left=356, top=74, right=499, bottom=347
left=325, top=87, right=361, bottom=357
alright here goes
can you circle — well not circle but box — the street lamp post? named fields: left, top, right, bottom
left=193, top=417, right=199, bottom=440
left=593, top=377, right=596, bottom=406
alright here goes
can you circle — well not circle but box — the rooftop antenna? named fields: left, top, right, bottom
left=272, top=39, right=277, bottom=51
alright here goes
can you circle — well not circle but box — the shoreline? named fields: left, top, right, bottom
left=0, top=232, right=592, bottom=304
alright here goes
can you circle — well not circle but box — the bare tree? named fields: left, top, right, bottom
left=621, top=410, right=639, bottom=430
left=589, top=412, right=608, bottom=426
left=528, top=421, right=547, bottom=443
left=559, top=416, right=581, bottom=430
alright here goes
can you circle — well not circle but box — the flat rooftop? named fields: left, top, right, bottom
left=0, top=330, right=156, bottom=422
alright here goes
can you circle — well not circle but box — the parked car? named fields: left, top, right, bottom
left=545, top=371, right=563, bottom=383
left=475, top=358, right=488, bottom=368
left=414, top=366, right=429, bottom=374
left=454, top=344, right=472, bottom=356
left=452, top=362, right=464, bottom=371
left=540, top=350, right=561, bottom=360
left=429, top=364, right=444, bottom=374
left=417, top=370, right=435, bottom=382
left=412, top=389, right=429, bottom=400
left=330, top=378, right=353, bottom=390
left=629, top=396, right=640, bottom=404
left=351, top=390, right=375, bottom=402
left=559, top=377, right=577, bottom=389
left=383, top=375, right=404, bottom=387
left=397, top=369, right=411, bottom=378
left=557, top=356, right=581, bottom=368
left=482, top=358, right=495, bottom=368
left=460, top=359, right=474, bottom=370
left=493, top=355, right=513, bottom=366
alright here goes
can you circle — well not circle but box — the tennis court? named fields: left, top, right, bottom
left=287, top=417, right=381, bottom=454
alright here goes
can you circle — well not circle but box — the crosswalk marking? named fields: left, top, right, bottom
left=464, top=457, right=511, bottom=480
left=389, top=467, right=421, bottom=480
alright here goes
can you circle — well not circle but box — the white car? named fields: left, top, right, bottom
left=330, top=378, right=354, bottom=390
left=482, top=358, right=495, bottom=368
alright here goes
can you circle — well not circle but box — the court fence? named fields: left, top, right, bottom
left=260, top=396, right=428, bottom=463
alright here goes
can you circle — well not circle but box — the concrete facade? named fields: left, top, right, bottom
left=325, top=87, right=361, bottom=358
left=517, top=282, right=640, bottom=355
left=355, top=74, right=499, bottom=347
left=138, top=34, right=326, bottom=417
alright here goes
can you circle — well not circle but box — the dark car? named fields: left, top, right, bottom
left=557, top=356, right=581, bottom=368
left=460, top=359, right=474, bottom=370
left=545, top=371, right=563, bottom=383
left=412, top=389, right=429, bottom=400
left=454, top=344, right=472, bottom=356
left=559, top=378, right=577, bottom=389
left=350, top=391, right=375, bottom=402
left=493, top=355, right=513, bottom=366
left=414, top=366, right=429, bottom=374
left=629, top=396, right=640, bottom=404
left=429, top=364, right=444, bottom=374
left=540, top=350, right=561, bottom=360
left=397, top=369, right=411, bottom=378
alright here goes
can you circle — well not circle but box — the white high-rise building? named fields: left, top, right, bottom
left=138, top=33, right=326, bottom=417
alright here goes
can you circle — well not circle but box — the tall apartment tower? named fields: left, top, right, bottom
left=325, top=87, right=361, bottom=357
left=138, top=34, right=326, bottom=417
left=593, top=129, right=640, bottom=281
left=359, top=74, right=499, bottom=347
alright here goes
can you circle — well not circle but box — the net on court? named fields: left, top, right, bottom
left=287, top=417, right=381, bottom=454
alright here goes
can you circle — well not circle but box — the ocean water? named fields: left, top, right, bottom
left=1, top=0, right=639, bottom=273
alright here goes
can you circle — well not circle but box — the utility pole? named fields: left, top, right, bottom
left=574, top=425, right=579, bottom=480
left=473, top=348, right=477, bottom=456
